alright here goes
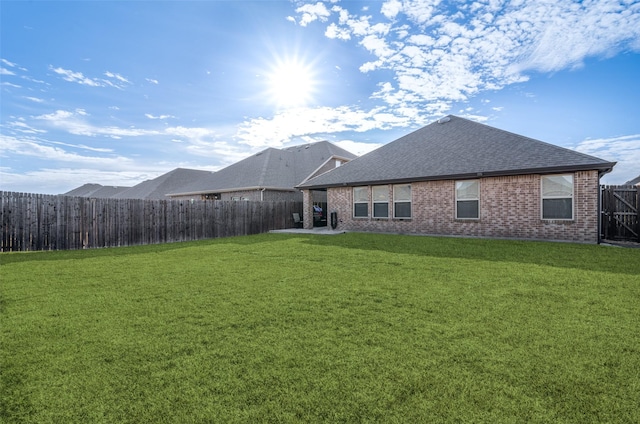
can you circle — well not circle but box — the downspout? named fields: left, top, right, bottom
left=260, top=188, right=266, bottom=202
left=597, top=171, right=604, bottom=244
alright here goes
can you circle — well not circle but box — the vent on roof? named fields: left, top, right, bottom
left=437, top=117, right=451, bottom=124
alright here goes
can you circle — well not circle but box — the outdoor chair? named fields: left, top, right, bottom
left=292, top=213, right=303, bottom=228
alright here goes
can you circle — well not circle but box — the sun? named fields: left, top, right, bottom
left=267, top=58, right=316, bottom=109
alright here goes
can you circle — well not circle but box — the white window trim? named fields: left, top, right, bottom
left=455, top=180, right=480, bottom=220
left=541, top=174, right=574, bottom=221
left=393, top=184, right=412, bottom=219
left=353, top=186, right=369, bottom=218
left=372, top=185, right=390, bottom=219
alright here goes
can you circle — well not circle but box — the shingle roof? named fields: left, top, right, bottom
left=63, top=183, right=130, bottom=198
left=112, top=168, right=213, bottom=199
left=298, top=115, right=616, bottom=189
left=624, top=175, right=640, bottom=185
left=168, top=141, right=356, bottom=196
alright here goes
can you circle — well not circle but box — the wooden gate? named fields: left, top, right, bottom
left=601, top=185, right=640, bottom=242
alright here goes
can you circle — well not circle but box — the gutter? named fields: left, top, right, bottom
left=166, top=186, right=298, bottom=197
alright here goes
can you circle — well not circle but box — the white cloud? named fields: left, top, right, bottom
left=145, top=113, right=176, bottom=120
left=34, top=109, right=159, bottom=138
left=104, top=71, right=130, bottom=84
left=165, top=126, right=214, bottom=139
left=235, top=105, right=426, bottom=148
left=292, top=0, right=640, bottom=117
left=574, top=134, right=640, bottom=185
left=1, top=67, right=15, bottom=75
left=49, top=66, right=102, bottom=87
left=1, top=58, right=27, bottom=72
left=296, top=2, right=331, bottom=26
left=24, top=96, right=44, bottom=103
left=146, top=78, right=159, bottom=84
left=0, top=134, right=131, bottom=166
left=381, top=0, right=402, bottom=19
left=404, top=0, right=444, bottom=25
left=325, top=22, right=351, bottom=40
left=23, top=109, right=245, bottom=162
left=5, top=120, right=47, bottom=134
left=102, top=71, right=131, bottom=89
left=49, top=66, right=131, bottom=89
left=2, top=81, right=22, bottom=88
left=513, top=1, right=640, bottom=73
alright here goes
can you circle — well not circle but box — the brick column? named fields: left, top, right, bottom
left=302, top=190, right=314, bottom=229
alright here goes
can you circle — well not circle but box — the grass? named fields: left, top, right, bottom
left=1, top=233, right=639, bottom=423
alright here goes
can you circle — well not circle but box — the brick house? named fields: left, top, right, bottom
left=297, top=116, right=616, bottom=243
left=167, top=141, right=356, bottom=207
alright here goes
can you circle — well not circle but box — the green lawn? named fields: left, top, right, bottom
left=1, top=233, right=639, bottom=423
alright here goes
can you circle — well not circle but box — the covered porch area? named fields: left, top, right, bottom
left=302, top=188, right=337, bottom=230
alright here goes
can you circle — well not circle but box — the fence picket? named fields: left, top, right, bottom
left=0, top=191, right=302, bottom=252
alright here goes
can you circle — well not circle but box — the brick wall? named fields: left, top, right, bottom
left=323, top=171, right=600, bottom=243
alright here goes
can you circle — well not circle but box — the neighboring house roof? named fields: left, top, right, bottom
left=112, top=168, right=213, bottom=199
left=624, top=175, right=640, bottom=186
left=298, top=115, right=616, bottom=189
left=64, top=183, right=131, bottom=198
left=168, top=141, right=357, bottom=196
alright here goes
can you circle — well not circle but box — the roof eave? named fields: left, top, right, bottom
left=166, top=186, right=299, bottom=197
left=297, top=162, right=617, bottom=190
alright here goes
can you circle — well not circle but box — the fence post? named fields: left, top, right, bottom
left=636, top=186, right=640, bottom=243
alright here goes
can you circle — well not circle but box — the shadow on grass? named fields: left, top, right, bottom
left=2, top=232, right=639, bottom=276
left=0, top=238, right=212, bottom=264
left=295, top=232, right=640, bottom=276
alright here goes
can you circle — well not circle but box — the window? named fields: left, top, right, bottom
left=372, top=185, right=389, bottom=218
left=456, top=180, right=479, bottom=219
left=353, top=187, right=369, bottom=217
left=542, top=174, right=573, bottom=220
left=393, top=184, right=412, bottom=218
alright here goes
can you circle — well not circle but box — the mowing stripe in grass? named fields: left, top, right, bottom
left=2, top=233, right=639, bottom=423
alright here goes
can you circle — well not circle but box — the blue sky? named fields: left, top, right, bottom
left=1, top=0, right=639, bottom=194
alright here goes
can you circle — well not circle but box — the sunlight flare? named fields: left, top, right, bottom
left=267, top=58, right=316, bottom=109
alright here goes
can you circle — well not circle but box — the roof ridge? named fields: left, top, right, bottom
left=257, top=148, right=273, bottom=187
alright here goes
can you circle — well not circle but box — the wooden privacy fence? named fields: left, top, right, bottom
left=1, top=191, right=302, bottom=252
left=601, top=185, right=640, bottom=242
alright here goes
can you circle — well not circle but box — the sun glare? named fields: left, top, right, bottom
left=267, top=59, right=316, bottom=109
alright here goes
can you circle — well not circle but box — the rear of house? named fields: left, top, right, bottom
left=298, top=116, right=615, bottom=243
